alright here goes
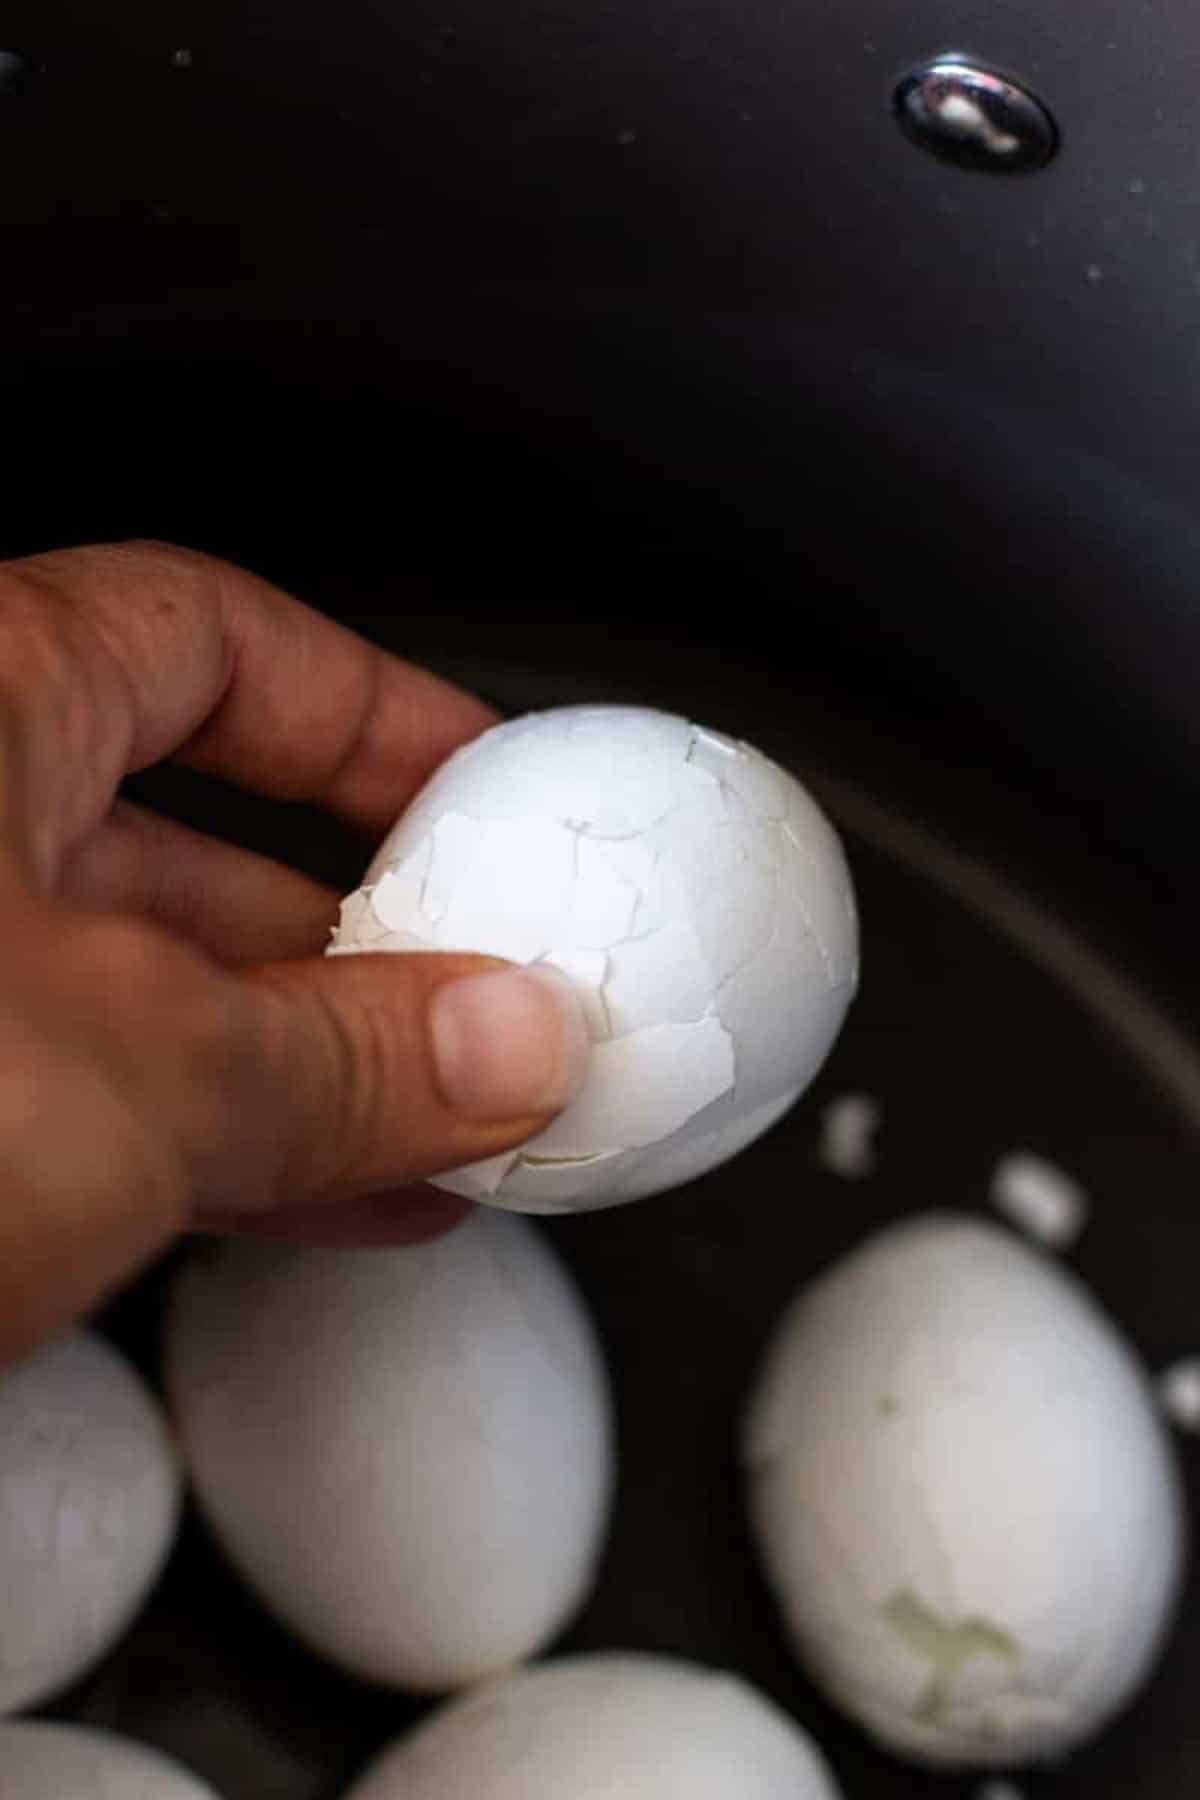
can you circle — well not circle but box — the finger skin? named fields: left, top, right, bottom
left=60, top=800, right=341, bottom=964
left=0, top=908, right=555, bottom=1365
left=0, top=543, right=520, bottom=1364
left=236, top=951, right=555, bottom=1206
left=207, top=1188, right=472, bottom=1248
left=0, top=541, right=496, bottom=883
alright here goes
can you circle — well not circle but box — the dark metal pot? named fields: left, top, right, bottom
left=0, top=2, right=1196, bottom=1794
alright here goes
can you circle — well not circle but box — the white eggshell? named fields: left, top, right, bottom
left=330, top=705, right=858, bottom=1212
left=744, top=1215, right=1186, bottom=1767
left=0, top=1721, right=220, bottom=1798
left=342, top=1653, right=842, bottom=1800
left=0, top=1330, right=182, bottom=1716
left=165, top=1211, right=614, bottom=1692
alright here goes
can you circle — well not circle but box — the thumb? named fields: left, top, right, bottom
left=225, top=951, right=591, bottom=1215
left=0, top=914, right=591, bottom=1366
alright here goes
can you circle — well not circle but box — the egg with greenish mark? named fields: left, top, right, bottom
left=744, top=1215, right=1186, bottom=1767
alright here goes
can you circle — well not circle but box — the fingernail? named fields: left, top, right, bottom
left=430, top=965, right=591, bottom=1122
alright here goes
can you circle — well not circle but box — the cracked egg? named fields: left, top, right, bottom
left=743, top=1216, right=1186, bottom=1767
left=331, top=705, right=859, bottom=1211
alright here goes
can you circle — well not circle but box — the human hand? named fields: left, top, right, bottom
left=0, top=543, right=588, bottom=1364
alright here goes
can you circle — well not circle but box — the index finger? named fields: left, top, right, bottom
left=0, top=542, right=497, bottom=879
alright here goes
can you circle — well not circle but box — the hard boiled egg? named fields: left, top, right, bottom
left=166, top=1211, right=613, bottom=1692
left=744, top=1215, right=1186, bottom=1767
left=0, top=1330, right=181, bottom=1715
left=330, top=705, right=858, bottom=1211
left=0, top=1722, right=219, bottom=1798
left=342, top=1653, right=842, bottom=1800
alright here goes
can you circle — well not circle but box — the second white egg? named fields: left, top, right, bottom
left=166, top=1211, right=614, bottom=1692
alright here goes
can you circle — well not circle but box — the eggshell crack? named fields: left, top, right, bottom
left=333, top=706, right=857, bottom=1211
left=744, top=1215, right=1186, bottom=1767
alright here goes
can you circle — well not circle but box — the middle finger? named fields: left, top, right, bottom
left=59, top=801, right=341, bottom=964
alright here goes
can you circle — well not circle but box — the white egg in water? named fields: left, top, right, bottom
left=0, top=1721, right=220, bottom=1798
left=744, top=1215, right=1185, bottom=1767
left=166, top=1211, right=613, bottom=1692
left=0, top=1329, right=182, bottom=1716
left=330, top=705, right=858, bottom=1212
left=342, top=1653, right=842, bottom=1800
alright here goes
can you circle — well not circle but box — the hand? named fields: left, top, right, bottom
left=0, top=543, right=587, bottom=1364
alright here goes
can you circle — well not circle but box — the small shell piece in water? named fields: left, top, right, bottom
left=989, top=1151, right=1088, bottom=1250
left=818, top=1094, right=882, bottom=1179
left=1158, top=1357, right=1200, bottom=1433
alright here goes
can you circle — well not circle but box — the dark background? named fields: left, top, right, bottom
left=0, top=0, right=1197, bottom=880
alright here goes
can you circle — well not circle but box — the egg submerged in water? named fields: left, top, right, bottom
left=342, top=1654, right=843, bottom=1800
left=330, top=705, right=858, bottom=1212
left=744, top=1215, right=1187, bottom=1767
left=0, top=1721, right=221, bottom=1798
left=0, top=1329, right=182, bottom=1716
left=165, top=1210, right=614, bottom=1693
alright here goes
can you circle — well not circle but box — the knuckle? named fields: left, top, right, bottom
left=66, top=913, right=233, bottom=1070
left=303, top=984, right=393, bottom=1196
